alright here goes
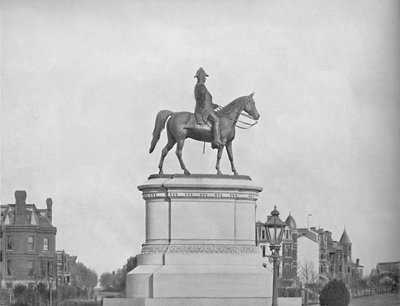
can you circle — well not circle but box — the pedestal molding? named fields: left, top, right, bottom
left=141, top=244, right=258, bottom=254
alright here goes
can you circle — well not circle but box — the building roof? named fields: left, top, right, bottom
left=297, top=228, right=319, bottom=243
left=339, top=228, right=351, bottom=244
left=37, top=214, right=54, bottom=227
left=1, top=191, right=55, bottom=229
left=285, top=212, right=297, bottom=229
left=331, top=241, right=343, bottom=251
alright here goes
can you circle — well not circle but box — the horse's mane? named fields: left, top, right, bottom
left=217, top=96, right=247, bottom=116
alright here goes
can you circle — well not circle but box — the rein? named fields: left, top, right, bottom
left=217, top=104, right=258, bottom=130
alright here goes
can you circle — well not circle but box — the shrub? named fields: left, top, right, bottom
left=319, top=279, right=350, bottom=306
left=13, top=284, right=27, bottom=305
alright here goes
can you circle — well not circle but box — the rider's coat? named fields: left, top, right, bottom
left=194, top=80, right=218, bottom=124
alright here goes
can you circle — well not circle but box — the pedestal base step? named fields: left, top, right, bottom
left=103, top=297, right=302, bottom=306
left=127, top=264, right=271, bottom=298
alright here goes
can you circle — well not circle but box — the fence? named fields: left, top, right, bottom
left=59, top=300, right=101, bottom=306
left=351, top=284, right=393, bottom=298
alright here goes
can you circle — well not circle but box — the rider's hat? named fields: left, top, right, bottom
left=194, top=67, right=209, bottom=78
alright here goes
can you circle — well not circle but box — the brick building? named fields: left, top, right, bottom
left=56, top=250, right=77, bottom=286
left=256, top=211, right=363, bottom=286
left=0, top=190, right=57, bottom=289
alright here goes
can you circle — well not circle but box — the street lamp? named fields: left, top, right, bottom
left=265, top=205, right=286, bottom=306
left=48, top=276, right=54, bottom=306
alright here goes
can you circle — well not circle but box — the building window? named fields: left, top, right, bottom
left=26, top=212, right=32, bottom=224
left=0, top=251, right=2, bottom=262
left=9, top=212, right=15, bottom=224
left=347, top=266, right=351, bottom=274
left=7, top=236, right=12, bottom=250
left=40, top=261, right=47, bottom=277
left=48, top=261, right=53, bottom=276
left=28, top=236, right=34, bottom=250
left=261, top=230, right=265, bottom=240
left=28, top=261, right=34, bottom=276
left=338, top=265, right=342, bottom=272
left=7, top=260, right=12, bottom=276
left=43, top=238, right=49, bottom=251
left=285, top=245, right=291, bottom=256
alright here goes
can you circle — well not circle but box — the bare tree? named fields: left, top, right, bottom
left=298, top=260, right=319, bottom=306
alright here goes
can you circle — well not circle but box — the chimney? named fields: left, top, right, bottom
left=15, top=190, right=27, bottom=204
left=46, top=198, right=53, bottom=223
left=14, top=190, right=27, bottom=224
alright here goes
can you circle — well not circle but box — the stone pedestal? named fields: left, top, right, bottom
left=105, top=174, right=273, bottom=306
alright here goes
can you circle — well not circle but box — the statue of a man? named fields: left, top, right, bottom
left=194, top=67, right=225, bottom=146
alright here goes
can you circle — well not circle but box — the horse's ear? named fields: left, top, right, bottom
left=249, top=92, right=254, bottom=98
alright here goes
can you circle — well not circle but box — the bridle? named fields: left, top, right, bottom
left=216, top=98, right=258, bottom=129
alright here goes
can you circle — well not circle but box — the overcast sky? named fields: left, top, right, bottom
left=1, top=0, right=399, bottom=275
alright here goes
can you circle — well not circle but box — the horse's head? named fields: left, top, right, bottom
left=243, top=93, right=260, bottom=120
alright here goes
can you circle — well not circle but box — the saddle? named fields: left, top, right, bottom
left=183, top=113, right=212, bottom=131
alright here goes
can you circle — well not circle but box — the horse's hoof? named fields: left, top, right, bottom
left=216, top=171, right=222, bottom=175
left=159, top=170, right=164, bottom=175
left=233, top=171, right=239, bottom=176
left=184, top=170, right=190, bottom=175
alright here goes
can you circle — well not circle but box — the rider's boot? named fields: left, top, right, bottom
left=212, top=121, right=225, bottom=148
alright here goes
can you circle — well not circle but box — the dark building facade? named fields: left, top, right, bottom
left=56, top=250, right=77, bottom=286
left=0, top=190, right=57, bottom=288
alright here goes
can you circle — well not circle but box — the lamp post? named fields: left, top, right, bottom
left=265, top=206, right=286, bottom=306
left=48, top=276, right=54, bottom=306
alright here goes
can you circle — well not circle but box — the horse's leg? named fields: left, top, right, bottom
left=176, top=139, right=190, bottom=175
left=215, top=145, right=224, bottom=175
left=226, top=141, right=239, bottom=175
left=158, top=135, right=176, bottom=175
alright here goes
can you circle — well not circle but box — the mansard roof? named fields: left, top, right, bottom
left=1, top=204, right=54, bottom=228
left=37, top=214, right=54, bottom=227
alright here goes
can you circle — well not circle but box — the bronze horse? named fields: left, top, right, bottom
left=149, top=93, right=260, bottom=175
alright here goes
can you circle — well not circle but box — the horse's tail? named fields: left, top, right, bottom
left=149, top=110, right=173, bottom=153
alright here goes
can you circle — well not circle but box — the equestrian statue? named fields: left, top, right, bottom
left=149, top=67, right=260, bottom=175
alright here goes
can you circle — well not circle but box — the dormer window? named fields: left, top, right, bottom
left=8, top=211, right=15, bottom=224
left=26, top=211, right=32, bottom=224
